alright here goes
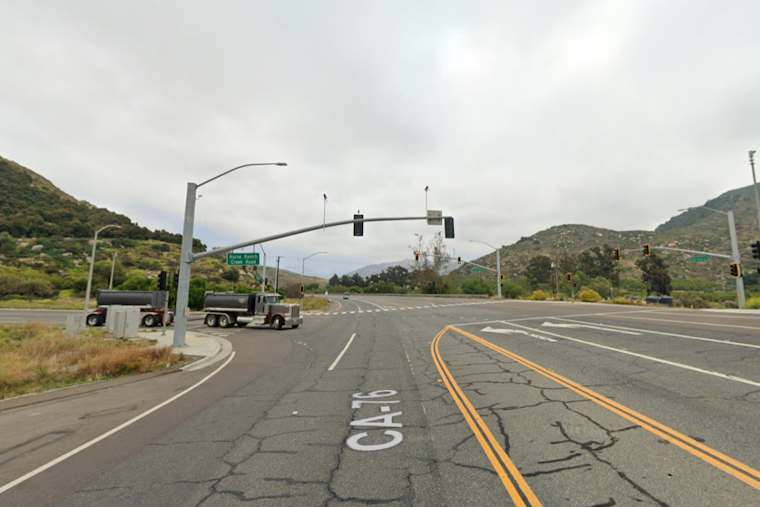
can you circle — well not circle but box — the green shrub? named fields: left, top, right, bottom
left=529, top=290, right=548, bottom=301
left=745, top=297, right=760, bottom=309
left=579, top=289, right=602, bottom=303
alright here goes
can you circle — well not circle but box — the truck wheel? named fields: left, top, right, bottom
left=273, top=316, right=284, bottom=330
left=206, top=314, right=219, bottom=328
left=236, top=322, right=248, bottom=327
left=86, top=314, right=103, bottom=327
left=142, top=314, right=157, bottom=327
left=219, top=314, right=231, bottom=328
left=291, top=324, right=299, bottom=329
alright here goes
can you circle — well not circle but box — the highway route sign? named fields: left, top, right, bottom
left=227, top=252, right=260, bottom=266
left=690, top=256, right=710, bottom=263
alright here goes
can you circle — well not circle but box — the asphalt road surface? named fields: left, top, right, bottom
left=1, top=297, right=760, bottom=506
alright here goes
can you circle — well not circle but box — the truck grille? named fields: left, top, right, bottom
left=290, top=306, right=300, bottom=318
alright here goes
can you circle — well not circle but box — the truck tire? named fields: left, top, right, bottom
left=206, top=314, right=219, bottom=328
left=236, top=322, right=248, bottom=327
left=142, top=314, right=157, bottom=327
left=272, top=316, right=284, bottom=330
left=219, top=314, right=231, bottom=328
left=86, top=314, right=103, bottom=327
left=291, top=324, right=299, bottom=329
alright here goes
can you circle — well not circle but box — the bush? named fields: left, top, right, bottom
left=529, top=290, right=548, bottom=301
left=746, top=297, right=760, bottom=309
left=579, top=289, right=602, bottom=302
left=608, top=296, right=641, bottom=305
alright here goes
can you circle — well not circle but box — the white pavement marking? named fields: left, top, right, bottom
left=360, top=299, right=388, bottom=310
left=342, top=312, right=347, bottom=315
left=481, top=326, right=557, bottom=342
left=542, top=322, right=641, bottom=335
left=350, top=311, right=356, bottom=314
left=552, top=317, right=760, bottom=350
left=595, top=314, right=760, bottom=332
left=329, top=333, right=357, bottom=371
left=0, top=351, right=237, bottom=496
left=504, top=322, right=760, bottom=388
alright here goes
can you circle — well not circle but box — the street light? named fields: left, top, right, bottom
left=470, top=240, right=502, bottom=299
left=258, top=243, right=268, bottom=292
left=679, top=206, right=745, bottom=308
left=173, top=162, right=287, bottom=348
left=83, top=224, right=122, bottom=327
left=302, top=251, right=327, bottom=303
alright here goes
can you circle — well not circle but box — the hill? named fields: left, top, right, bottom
left=0, top=156, right=327, bottom=298
left=463, top=184, right=760, bottom=292
left=0, top=155, right=203, bottom=248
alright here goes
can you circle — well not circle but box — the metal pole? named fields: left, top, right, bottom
left=172, top=182, right=197, bottom=348
left=751, top=151, right=760, bottom=235
left=275, top=256, right=281, bottom=293
left=83, top=224, right=120, bottom=329
left=82, top=230, right=100, bottom=328
left=727, top=211, right=746, bottom=309
left=109, top=252, right=117, bottom=290
left=496, top=247, right=502, bottom=299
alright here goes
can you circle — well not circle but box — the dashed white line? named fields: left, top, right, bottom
left=328, top=333, right=357, bottom=371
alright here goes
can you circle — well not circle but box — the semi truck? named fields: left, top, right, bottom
left=203, top=292, right=302, bottom=330
left=86, top=290, right=173, bottom=327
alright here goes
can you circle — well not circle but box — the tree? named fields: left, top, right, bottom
left=525, top=255, right=553, bottom=290
left=409, top=233, right=449, bottom=293
left=577, top=244, right=620, bottom=286
left=221, top=267, right=240, bottom=283
left=329, top=274, right=340, bottom=287
left=635, top=254, right=672, bottom=295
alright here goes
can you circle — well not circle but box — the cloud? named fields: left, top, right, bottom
left=1, top=0, right=759, bottom=276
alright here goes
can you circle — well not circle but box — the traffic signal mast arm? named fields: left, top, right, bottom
left=458, top=259, right=498, bottom=273
left=193, top=215, right=455, bottom=261
left=641, top=246, right=732, bottom=260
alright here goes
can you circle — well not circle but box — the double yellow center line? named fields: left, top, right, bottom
left=431, top=328, right=542, bottom=506
left=432, top=325, right=760, bottom=503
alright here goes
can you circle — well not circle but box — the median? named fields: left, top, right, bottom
left=0, top=323, right=186, bottom=400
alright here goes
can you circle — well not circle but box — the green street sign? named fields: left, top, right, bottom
left=227, top=252, right=260, bottom=266
left=472, top=268, right=484, bottom=273
left=689, top=256, right=710, bottom=263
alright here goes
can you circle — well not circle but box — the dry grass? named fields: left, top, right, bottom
left=284, top=297, right=331, bottom=311
left=0, top=298, right=91, bottom=310
left=0, top=323, right=184, bottom=399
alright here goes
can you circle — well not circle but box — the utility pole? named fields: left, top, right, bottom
left=751, top=150, right=760, bottom=235
left=275, top=256, right=281, bottom=294
left=728, top=211, right=746, bottom=309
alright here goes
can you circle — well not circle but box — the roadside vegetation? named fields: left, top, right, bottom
left=0, top=323, right=184, bottom=399
left=284, top=296, right=331, bottom=312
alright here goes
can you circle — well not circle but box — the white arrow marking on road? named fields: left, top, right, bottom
left=541, top=322, right=641, bottom=335
left=481, top=326, right=557, bottom=342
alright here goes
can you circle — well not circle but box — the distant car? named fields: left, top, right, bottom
left=343, top=292, right=350, bottom=299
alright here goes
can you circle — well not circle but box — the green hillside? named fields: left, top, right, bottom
left=465, top=184, right=760, bottom=295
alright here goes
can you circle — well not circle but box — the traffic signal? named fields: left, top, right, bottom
left=730, top=262, right=741, bottom=278
left=752, top=241, right=760, bottom=259
left=353, top=214, right=364, bottom=237
left=566, top=272, right=572, bottom=283
left=444, top=217, right=455, bottom=239
left=299, top=284, right=305, bottom=297
left=414, top=252, right=419, bottom=261
left=613, top=248, right=621, bottom=262
left=173, top=271, right=179, bottom=289
left=500, top=274, right=504, bottom=282
left=253, top=265, right=258, bottom=272
left=157, top=271, right=167, bottom=291
left=643, top=244, right=651, bottom=256
left=457, top=256, right=462, bottom=265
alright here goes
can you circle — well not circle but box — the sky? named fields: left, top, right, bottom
left=1, top=0, right=759, bottom=278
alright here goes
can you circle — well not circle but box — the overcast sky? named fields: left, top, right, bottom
left=2, top=0, right=759, bottom=278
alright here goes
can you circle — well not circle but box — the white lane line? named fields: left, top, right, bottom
left=341, top=312, right=347, bottom=315
left=328, top=333, right=357, bottom=371
left=552, top=317, right=760, bottom=349
left=0, top=351, right=237, bottom=496
left=504, top=322, right=760, bottom=388
left=360, top=299, right=387, bottom=310
left=350, top=311, right=355, bottom=314
left=542, top=322, right=641, bottom=336
left=595, top=314, right=760, bottom=332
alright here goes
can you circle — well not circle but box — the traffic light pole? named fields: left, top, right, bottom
left=727, top=211, right=746, bottom=309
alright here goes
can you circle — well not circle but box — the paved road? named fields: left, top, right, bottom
left=1, top=297, right=760, bottom=506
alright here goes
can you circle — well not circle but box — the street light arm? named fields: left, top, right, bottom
left=680, top=206, right=727, bottom=216
left=197, top=162, right=287, bottom=188
left=96, top=224, right=122, bottom=236
left=470, top=239, right=497, bottom=251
